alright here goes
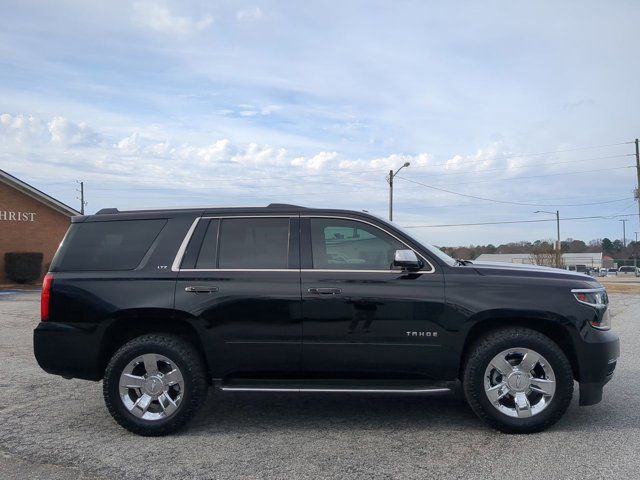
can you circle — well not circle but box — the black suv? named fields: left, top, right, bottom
left=34, top=204, right=619, bottom=436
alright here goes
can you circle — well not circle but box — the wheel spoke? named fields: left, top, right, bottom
left=142, top=354, right=159, bottom=376
left=491, top=356, right=514, bottom=376
left=130, top=393, right=152, bottom=418
left=485, top=382, right=509, bottom=403
left=530, top=377, right=556, bottom=396
left=519, top=350, right=541, bottom=373
left=158, top=393, right=179, bottom=416
left=163, top=369, right=183, bottom=387
left=514, top=392, right=532, bottom=418
left=120, top=373, right=145, bottom=389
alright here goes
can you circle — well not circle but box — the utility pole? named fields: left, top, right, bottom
left=534, top=210, right=561, bottom=268
left=619, top=219, right=628, bottom=247
left=388, top=169, right=393, bottom=222
left=555, top=210, right=560, bottom=268
left=76, top=180, right=87, bottom=215
left=635, top=138, right=640, bottom=229
left=387, top=162, right=410, bottom=221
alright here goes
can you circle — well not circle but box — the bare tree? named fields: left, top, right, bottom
left=529, top=244, right=559, bottom=267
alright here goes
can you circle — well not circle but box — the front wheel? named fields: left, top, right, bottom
left=103, top=334, right=207, bottom=436
left=463, top=327, right=574, bottom=433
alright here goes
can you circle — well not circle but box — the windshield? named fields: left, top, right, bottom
left=422, top=243, right=457, bottom=266
left=370, top=214, right=458, bottom=266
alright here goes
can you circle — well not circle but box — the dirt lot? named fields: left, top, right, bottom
left=0, top=290, right=638, bottom=479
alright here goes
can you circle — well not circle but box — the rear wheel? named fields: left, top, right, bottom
left=463, top=327, right=574, bottom=433
left=103, top=334, right=207, bottom=436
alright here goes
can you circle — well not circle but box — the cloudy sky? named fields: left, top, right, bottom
left=1, top=0, right=639, bottom=246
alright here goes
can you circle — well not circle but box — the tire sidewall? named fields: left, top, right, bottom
left=465, top=330, right=573, bottom=432
left=105, top=337, right=199, bottom=435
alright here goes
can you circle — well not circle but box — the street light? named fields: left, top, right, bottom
left=387, top=161, right=410, bottom=221
left=534, top=210, right=561, bottom=268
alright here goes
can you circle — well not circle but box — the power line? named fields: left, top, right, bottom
left=405, top=153, right=633, bottom=177
left=85, top=160, right=634, bottom=195
left=394, top=175, right=636, bottom=207
left=398, top=196, right=632, bottom=211
left=403, top=213, right=640, bottom=229
left=28, top=141, right=635, bottom=188
left=410, top=141, right=635, bottom=170
left=398, top=165, right=634, bottom=189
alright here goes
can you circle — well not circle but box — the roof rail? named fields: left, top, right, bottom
left=96, top=208, right=120, bottom=214
left=266, top=203, right=305, bottom=209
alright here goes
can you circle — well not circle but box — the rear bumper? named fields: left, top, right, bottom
left=33, top=322, right=104, bottom=380
left=576, top=329, right=619, bottom=406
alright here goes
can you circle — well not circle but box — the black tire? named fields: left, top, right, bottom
left=463, top=327, right=574, bottom=434
left=103, top=334, right=207, bottom=436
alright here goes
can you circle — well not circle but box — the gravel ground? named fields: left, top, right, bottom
left=0, top=290, right=637, bottom=480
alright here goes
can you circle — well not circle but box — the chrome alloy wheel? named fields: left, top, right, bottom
left=119, top=353, right=185, bottom=421
left=484, top=347, right=556, bottom=418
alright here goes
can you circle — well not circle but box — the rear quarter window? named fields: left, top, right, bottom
left=52, top=219, right=167, bottom=271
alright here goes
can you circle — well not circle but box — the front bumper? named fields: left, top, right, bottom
left=33, top=321, right=104, bottom=380
left=576, top=329, right=619, bottom=406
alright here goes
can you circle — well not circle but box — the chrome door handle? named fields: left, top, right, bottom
left=185, top=286, right=219, bottom=293
left=308, top=287, right=342, bottom=295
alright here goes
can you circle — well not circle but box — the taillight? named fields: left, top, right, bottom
left=41, top=273, right=53, bottom=321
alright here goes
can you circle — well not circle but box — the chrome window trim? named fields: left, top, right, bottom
left=171, top=215, right=294, bottom=272
left=302, top=269, right=407, bottom=274
left=171, top=217, right=202, bottom=272
left=302, top=215, right=436, bottom=274
left=179, top=268, right=297, bottom=272
left=176, top=268, right=410, bottom=273
left=172, top=214, right=437, bottom=273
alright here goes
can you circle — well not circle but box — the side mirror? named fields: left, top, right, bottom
left=393, top=249, right=422, bottom=271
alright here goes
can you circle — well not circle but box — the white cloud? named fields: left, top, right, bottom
left=237, top=7, right=263, bottom=22
left=338, top=152, right=432, bottom=171
left=0, top=113, right=100, bottom=147
left=132, top=1, right=213, bottom=35
left=291, top=151, right=337, bottom=171
left=260, top=105, right=282, bottom=115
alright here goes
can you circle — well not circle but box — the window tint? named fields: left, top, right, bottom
left=53, top=219, right=166, bottom=271
left=195, top=219, right=219, bottom=269
left=218, top=218, right=290, bottom=269
left=310, top=218, right=405, bottom=270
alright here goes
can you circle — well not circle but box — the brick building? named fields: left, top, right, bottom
left=0, top=169, right=79, bottom=284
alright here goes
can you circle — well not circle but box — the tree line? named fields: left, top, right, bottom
left=440, top=238, right=640, bottom=261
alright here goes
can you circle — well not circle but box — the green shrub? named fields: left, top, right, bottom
left=4, top=252, right=43, bottom=284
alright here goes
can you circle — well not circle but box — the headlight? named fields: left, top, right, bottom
left=571, top=288, right=610, bottom=330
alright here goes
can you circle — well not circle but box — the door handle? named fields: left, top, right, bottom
left=185, top=286, right=219, bottom=293
left=308, top=287, right=342, bottom=295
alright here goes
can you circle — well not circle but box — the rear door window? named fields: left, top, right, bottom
left=53, top=219, right=166, bottom=271
left=217, top=218, right=290, bottom=269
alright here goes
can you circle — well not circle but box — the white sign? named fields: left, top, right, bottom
left=0, top=211, right=37, bottom=222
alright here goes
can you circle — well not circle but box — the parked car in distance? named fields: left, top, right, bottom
left=34, top=204, right=619, bottom=436
left=617, top=266, right=640, bottom=277
left=607, top=268, right=618, bottom=277
left=598, top=268, right=608, bottom=277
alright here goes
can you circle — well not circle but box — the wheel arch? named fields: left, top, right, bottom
left=458, top=314, right=580, bottom=381
left=99, top=308, right=210, bottom=380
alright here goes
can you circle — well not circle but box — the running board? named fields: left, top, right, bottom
left=219, top=379, right=454, bottom=394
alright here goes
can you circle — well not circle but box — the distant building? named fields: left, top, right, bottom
left=0, top=169, right=79, bottom=284
left=474, top=252, right=603, bottom=269
left=602, top=255, right=614, bottom=268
